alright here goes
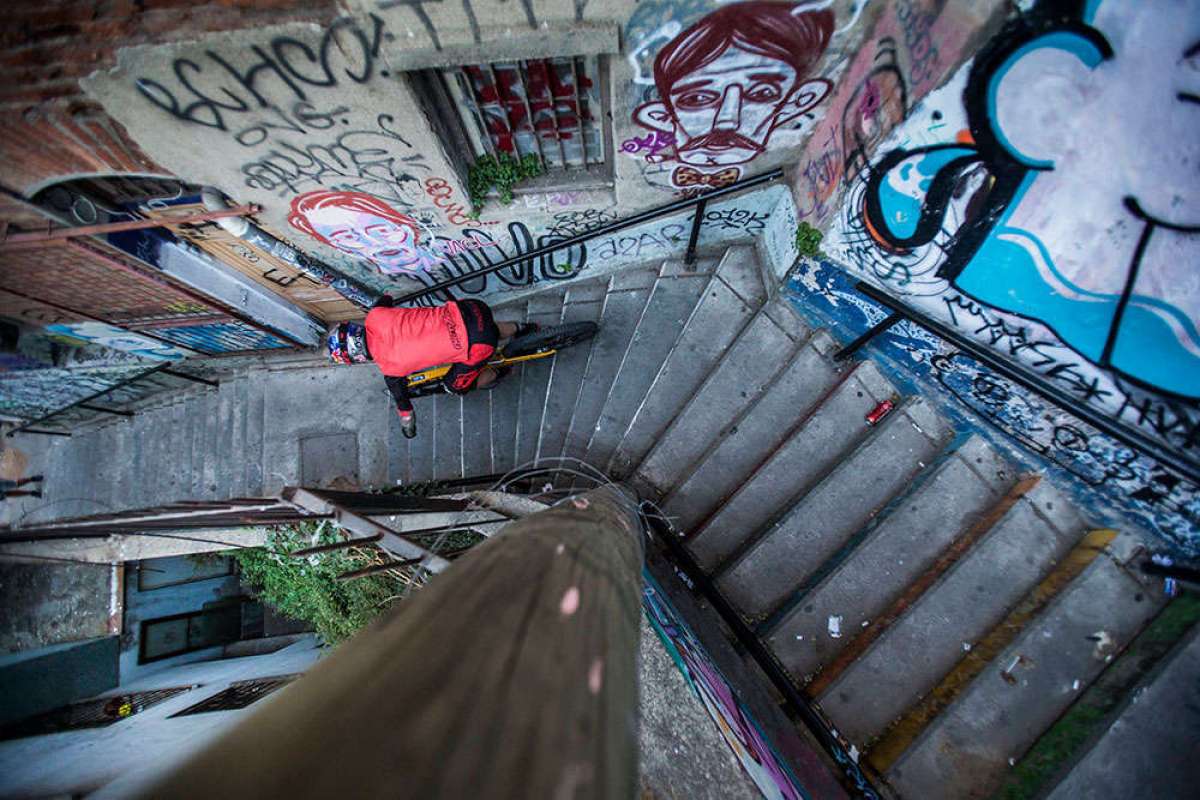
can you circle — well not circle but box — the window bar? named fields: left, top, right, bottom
left=524, top=59, right=568, bottom=168
left=570, top=56, right=589, bottom=169
left=508, top=61, right=547, bottom=171
left=486, top=63, right=521, bottom=159
left=452, top=69, right=499, bottom=158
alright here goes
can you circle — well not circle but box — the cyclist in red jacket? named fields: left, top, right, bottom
left=328, top=296, right=534, bottom=438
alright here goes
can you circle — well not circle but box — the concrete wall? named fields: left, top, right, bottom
left=0, top=636, right=119, bottom=726
left=0, top=636, right=323, bottom=798
left=81, top=0, right=883, bottom=307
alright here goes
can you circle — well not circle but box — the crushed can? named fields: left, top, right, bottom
left=866, top=398, right=896, bottom=426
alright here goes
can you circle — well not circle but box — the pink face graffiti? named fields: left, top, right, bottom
left=288, top=190, right=425, bottom=275
left=633, top=1, right=834, bottom=183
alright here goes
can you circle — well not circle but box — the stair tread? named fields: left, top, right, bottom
left=718, top=397, right=955, bottom=620
left=462, top=378, right=494, bottom=478
left=514, top=296, right=566, bottom=470
left=536, top=296, right=604, bottom=465
left=635, top=296, right=808, bottom=497
left=432, top=392, right=464, bottom=481
left=1043, top=623, right=1200, bottom=800
left=889, top=536, right=1165, bottom=799
left=559, top=276, right=656, bottom=469
left=583, top=271, right=712, bottom=472
left=608, top=246, right=769, bottom=478
left=818, top=479, right=1089, bottom=746
left=686, top=357, right=892, bottom=571
left=767, top=435, right=1016, bottom=681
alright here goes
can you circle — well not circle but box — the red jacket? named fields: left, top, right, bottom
left=365, top=303, right=470, bottom=377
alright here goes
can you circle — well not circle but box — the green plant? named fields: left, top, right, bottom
left=795, top=221, right=825, bottom=259
left=467, top=152, right=543, bottom=214
left=232, top=522, right=414, bottom=645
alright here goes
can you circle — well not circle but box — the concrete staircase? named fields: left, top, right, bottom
left=13, top=243, right=1197, bottom=798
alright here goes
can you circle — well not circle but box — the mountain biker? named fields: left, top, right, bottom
left=327, top=295, right=535, bottom=439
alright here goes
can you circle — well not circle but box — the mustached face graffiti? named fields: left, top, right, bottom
left=630, top=1, right=834, bottom=191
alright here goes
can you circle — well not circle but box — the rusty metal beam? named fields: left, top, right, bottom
left=0, top=204, right=261, bottom=245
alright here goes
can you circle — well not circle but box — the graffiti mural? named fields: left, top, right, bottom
left=642, top=573, right=811, bottom=800
left=287, top=190, right=502, bottom=276
left=826, top=0, right=1200, bottom=473
left=626, top=1, right=836, bottom=191
left=785, top=255, right=1200, bottom=554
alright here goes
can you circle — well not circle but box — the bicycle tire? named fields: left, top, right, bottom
left=505, top=321, right=599, bottom=357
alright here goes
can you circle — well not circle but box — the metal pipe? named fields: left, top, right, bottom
left=161, top=368, right=219, bottom=388
left=684, top=197, right=708, bottom=269
left=200, top=188, right=379, bottom=309
left=852, top=280, right=1200, bottom=486
left=834, top=310, right=905, bottom=361
left=0, top=204, right=260, bottom=244
left=397, top=168, right=784, bottom=304
left=78, top=403, right=134, bottom=418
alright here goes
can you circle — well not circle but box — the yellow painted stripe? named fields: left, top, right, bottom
left=867, top=528, right=1118, bottom=772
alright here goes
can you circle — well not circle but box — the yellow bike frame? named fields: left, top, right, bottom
left=405, top=349, right=557, bottom=389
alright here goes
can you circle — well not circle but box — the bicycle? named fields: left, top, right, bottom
left=404, top=321, right=599, bottom=398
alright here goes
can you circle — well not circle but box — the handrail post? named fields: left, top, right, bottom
left=684, top=197, right=708, bottom=269
left=130, top=485, right=644, bottom=800
left=834, top=311, right=905, bottom=361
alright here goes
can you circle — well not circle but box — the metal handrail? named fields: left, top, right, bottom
left=396, top=168, right=785, bottom=305
left=6, top=362, right=216, bottom=437
left=846, top=280, right=1200, bottom=486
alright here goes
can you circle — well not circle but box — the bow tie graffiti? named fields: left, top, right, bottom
left=672, top=166, right=741, bottom=189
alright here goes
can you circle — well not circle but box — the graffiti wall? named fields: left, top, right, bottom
left=787, top=0, right=1006, bottom=227
left=79, top=2, right=874, bottom=308
left=642, top=572, right=809, bottom=800
left=819, top=0, right=1200, bottom=490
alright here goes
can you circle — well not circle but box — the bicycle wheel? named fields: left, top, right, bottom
left=505, top=321, right=599, bottom=357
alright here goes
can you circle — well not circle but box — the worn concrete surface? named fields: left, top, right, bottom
left=638, top=616, right=761, bottom=800
left=0, top=561, right=113, bottom=653
left=1044, top=625, right=1200, bottom=800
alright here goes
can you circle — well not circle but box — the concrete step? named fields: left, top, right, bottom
left=1043, top=612, right=1200, bottom=800
left=634, top=296, right=811, bottom=498
left=514, top=293, right=566, bottom=471
left=766, top=435, right=1016, bottom=682
left=583, top=263, right=716, bottom=475
left=685, top=358, right=894, bottom=572
left=462, top=378, right=493, bottom=479
left=408, top=391, right=437, bottom=483
left=558, top=269, right=657, bottom=475
left=607, top=246, right=769, bottom=479
left=432, top=392, right=464, bottom=481
left=535, top=281, right=606, bottom=465
left=386, top=399, right=412, bottom=487
left=244, top=375, right=266, bottom=496
left=716, top=397, right=954, bottom=621
left=817, top=479, right=1088, bottom=748
left=887, top=532, right=1165, bottom=799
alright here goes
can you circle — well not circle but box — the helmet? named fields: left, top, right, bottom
left=327, top=321, right=371, bottom=364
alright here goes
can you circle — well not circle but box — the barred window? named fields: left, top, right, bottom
left=416, top=56, right=611, bottom=184
left=169, top=675, right=298, bottom=717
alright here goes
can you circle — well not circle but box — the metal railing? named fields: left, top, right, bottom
left=6, top=362, right=218, bottom=437
left=396, top=168, right=784, bottom=305
left=833, top=279, right=1200, bottom=486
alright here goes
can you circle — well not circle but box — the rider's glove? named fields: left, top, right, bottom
left=399, top=409, right=417, bottom=439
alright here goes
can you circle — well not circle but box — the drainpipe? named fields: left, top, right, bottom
left=200, top=188, right=380, bottom=309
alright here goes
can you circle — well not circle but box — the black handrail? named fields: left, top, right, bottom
left=396, top=169, right=784, bottom=305
left=849, top=280, right=1200, bottom=486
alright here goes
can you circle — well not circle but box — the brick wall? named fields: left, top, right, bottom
left=0, top=0, right=340, bottom=193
